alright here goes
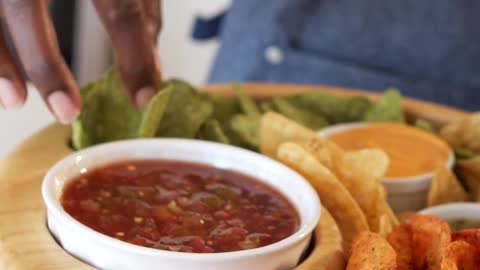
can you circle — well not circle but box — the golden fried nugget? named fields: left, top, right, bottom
left=408, top=215, right=451, bottom=270
left=440, top=240, right=480, bottom=270
left=452, top=229, right=480, bottom=251
left=346, top=232, right=397, bottom=270
left=387, top=224, right=413, bottom=270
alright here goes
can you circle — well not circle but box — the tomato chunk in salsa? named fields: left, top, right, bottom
left=61, top=161, right=299, bottom=253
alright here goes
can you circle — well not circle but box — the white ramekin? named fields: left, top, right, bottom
left=42, top=139, right=321, bottom=270
left=319, top=123, right=454, bottom=212
left=419, top=203, right=480, bottom=222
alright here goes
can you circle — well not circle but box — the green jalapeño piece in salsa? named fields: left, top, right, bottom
left=61, top=161, right=299, bottom=253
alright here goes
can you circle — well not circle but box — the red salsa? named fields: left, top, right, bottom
left=61, top=161, right=299, bottom=253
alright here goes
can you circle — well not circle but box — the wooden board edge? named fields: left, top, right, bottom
left=0, top=83, right=470, bottom=270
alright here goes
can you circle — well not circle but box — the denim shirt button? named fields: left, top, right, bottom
left=265, top=46, right=284, bottom=65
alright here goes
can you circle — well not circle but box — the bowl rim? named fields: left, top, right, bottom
left=42, top=138, right=321, bottom=261
left=419, top=202, right=480, bottom=217
left=318, top=122, right=455, bottom=183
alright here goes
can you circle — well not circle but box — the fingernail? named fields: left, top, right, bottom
left=0, top=78, right=24, bottom=110
left=47, top=91, right=80, bottom=124
left=135, top=87, right=156, bottom=111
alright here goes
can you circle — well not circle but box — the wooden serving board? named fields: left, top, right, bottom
left=0, top=84, right=469, bottom=270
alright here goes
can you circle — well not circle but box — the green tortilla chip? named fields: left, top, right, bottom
left=260, top=101, right=275, bottom=113
left=209, top=96, right=242, bottom=125
left=230, top=114, right=260, bottom=149
left=414, top=119, right=434, bottom=134
left=138, top=85, right=172, bottom=138
left=273, top=98, right=329, bottom=130
left=285, top=93, right=373, bottom=124
left=154, top=80, right=214, bottom=138
left=455, top=148, right=476, bottom=160
left=72, top=70, right=142, bottom=149
left=72, top=117, right=90, bottom=150
left=197, top=119, right=230, bottom=144
left=346, top=96, right=375, bottom=121
left=162, top=78, right=196, bottom=93
left=74, top=72, right=409, bottom=154
left=364, top=88, right=405, bottom=123
left=206, top=95, right=254, bottom=148
left=229, top=83, right=262, bottom=149
left=232, top=82, right=260, bottom=118
left=72, top=81, right=99, bottom=149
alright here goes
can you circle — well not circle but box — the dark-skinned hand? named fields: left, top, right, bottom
left=0, top=0, right=162, bottom=124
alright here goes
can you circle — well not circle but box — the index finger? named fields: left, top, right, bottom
left=140, top=0, right=161, bottom=44
left=1, top=0, right=81, bottom=123
left=92, top=0, right=161, bottom=110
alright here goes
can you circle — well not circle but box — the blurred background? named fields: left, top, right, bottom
left=0, top=0, right=230, bottom=158
left=1, top=0, right=478, bottom=157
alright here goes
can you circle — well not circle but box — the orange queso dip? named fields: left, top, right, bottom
left=329, top=123, right=451, bottom=178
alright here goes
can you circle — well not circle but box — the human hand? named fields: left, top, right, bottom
left=0, top=0, right=162, bottom=124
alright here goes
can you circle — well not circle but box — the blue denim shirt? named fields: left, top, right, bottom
left=207, top=0, right=480, bottom=111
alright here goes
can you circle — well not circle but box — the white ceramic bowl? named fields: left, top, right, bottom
left=42, top=139, right=321, bottom=270
left=419, top=203, right=480, bottom=222
left=319, top=123, right=455, bottom=212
